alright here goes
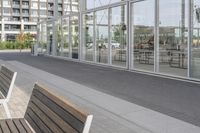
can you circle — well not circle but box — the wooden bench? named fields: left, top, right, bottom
left=0, top=65, right=17, bottom=118
left=0, top=83, right=93, bottom=133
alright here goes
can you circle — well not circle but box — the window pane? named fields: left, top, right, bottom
left=86, top=0, right=121, bottom=10
left=70, top=16, right=79, bottom=59
left=111, top=5, right=127, bottom=67
left=96, top=9, right=108, bottom=64
left=62, top=17, right=70, bottom=57
left=159, top=0, right=188, bottom=77
left=83, top=13, right=94, bottom=61
left=191, top=1, right=200, bottom=78
left=132, top=0, right=155, bottom=71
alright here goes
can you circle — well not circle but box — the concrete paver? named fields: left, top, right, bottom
left=0, top=59, right=199, bottom=133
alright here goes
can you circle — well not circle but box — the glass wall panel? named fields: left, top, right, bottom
left=96, top=9, right=109, bottom=64
left=86, top=0, right=120, bottom=10
left=70, top=16, right=79, bottom=59
left=191, top=0, right=200, bottom=78
left=40, top=22, right=47, bottom=54
left=62, top=17, right=70, bottom=57
left=83, top=12, right=94, bottom=61
left=111, top=5, right=127, bottom=67
left=159, top=0, right=188, bottom=77
left=55, top=18, right=62, bottom=56
left=132, top=0, right=155, bottom=71
left=47, top=21, right=53, bottom=55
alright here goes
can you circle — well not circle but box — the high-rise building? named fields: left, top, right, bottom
left=0, top=0, right=79, bottom=41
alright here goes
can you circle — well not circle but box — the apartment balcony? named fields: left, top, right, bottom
left=48, top=6, right=54, bottom=11
left=12, top=13, right=21, bottom=16
left=22, top=13, right=29, bottom=17
left=22, top=5, right=29, bottom=9
left=58, top=0, right=62, bottom=4
left=24, top=28, right=37, bottom=32
left=58, top=7, right=63, bottom=11
left=12, top=4, right=20, bottom=8
left=5, top=28, right=21, bottom=31
left=48, top=0, right=54, bottom=3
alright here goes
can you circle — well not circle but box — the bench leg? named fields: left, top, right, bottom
left=3, top=103, right=11, bottom=118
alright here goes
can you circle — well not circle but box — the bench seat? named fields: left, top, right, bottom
left=0, top=83, right=93, bottom=133
left=0, top=118, right=33, bottom=133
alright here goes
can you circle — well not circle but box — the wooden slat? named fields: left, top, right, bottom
left=1, top=66, right=13, bottom=80
left=19, top=119, right=33, bottom=133
left=13, top=119, right=27, bottom=133
left=0, top=120, right=11, bottom=133
left=24, top=114, right=42, bottom=133
left=26, top=108, right=52, bottom=133
left=0, top=79, right=9, bottom=96
left=33, top=89, right=84, bottom=132
left=6, top=120, right=19, bottom=133
left=0, top=72, right=11, bottom=86
left=28, top=101, right=64, bottom=133
left=35, top=84, right=88, bottom=122
left=30, top=96, right=78, bottom=133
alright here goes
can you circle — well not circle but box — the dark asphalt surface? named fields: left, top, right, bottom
left=0, top=52, right=200, bottom=127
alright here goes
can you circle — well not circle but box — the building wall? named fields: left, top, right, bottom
left=0, top=0, right=79, bottom=41
left=37, top=0, right=200, bottom=80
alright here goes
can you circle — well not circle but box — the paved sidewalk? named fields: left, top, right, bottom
left=0, top=59, right=200, bottom=133
left=0, top=53, right=200, bottom=127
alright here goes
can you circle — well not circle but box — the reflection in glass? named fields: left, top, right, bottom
left=47, top=22, right=53, bottom=55
left=55, top=19, right=62, bottom=56
left=86, top=0, right=120, bottom=10
left=38, top=22, right=47, bottom=54
left=132, top=0, right=155, bottom=71
left=83, top=13, right=94, bottom=61
left=96, top=10, right=108, bottom=63
left=111, top=5, right=127, bottom=67
left=159, top=0, right=188, bottom=77
left=70, top=16, right=79, bottom=59
left=192, top=0, right=200, bottom=78
left=62, top=17, right=70, bottom=57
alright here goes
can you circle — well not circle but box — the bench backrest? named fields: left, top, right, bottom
left=0, top=65, right=17, bottom=101
left=25, top=83, right=93, bottom=133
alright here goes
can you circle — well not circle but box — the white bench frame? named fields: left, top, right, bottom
left=83, top=115, right=93, bottom=133
left=0, top=65, right=17, bottom=118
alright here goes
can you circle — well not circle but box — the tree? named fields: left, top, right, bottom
left=16, top=32, right=33, bottom=52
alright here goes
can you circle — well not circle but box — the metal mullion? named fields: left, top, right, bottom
left=69, top=16, right=72, bottom=58
left=130, top=2, right=134, bottom=69
left=79, top=11, right=83, bottom=61
left=77, top=15, right=81, bottom=61
left=127, top=1, right=131, bottom=69
left=108, top=8, right=112, bottom=65
left=93, top=11, right=97, bottom=62
left=60, top=18, right=64, bottom=57
left=188, top=0, right=193, bottom=77
left=154, top=0, right=159, bottom=73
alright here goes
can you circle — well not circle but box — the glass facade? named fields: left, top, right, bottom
left=192, top=0, right=200, bottom=79
left=36, top=0, right=200, bottom=81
